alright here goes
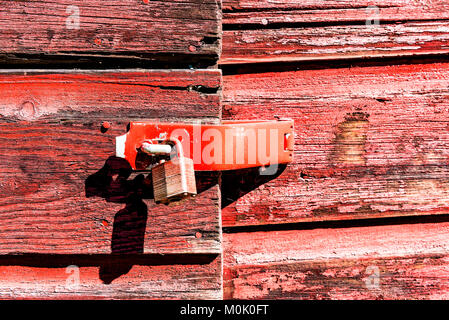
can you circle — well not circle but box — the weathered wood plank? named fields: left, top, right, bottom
left=223, top=0, right=449, bottom=24
left=223, top=221, right=449, bottom=299
left=221, top=21, right=449, bottom=65
left=222, top=63, right=449, bottom=227
left=0, top=0, right=221, bottom=60
left=224, top=0, right=440, bottom=10
left=221, top=0, right=449, bottom=64
left=0, top=69, right=222, bottom=254
left=0, top=254, right=222, bottom=299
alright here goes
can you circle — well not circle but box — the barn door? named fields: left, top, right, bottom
left=0, top=0, right=222, bottom=299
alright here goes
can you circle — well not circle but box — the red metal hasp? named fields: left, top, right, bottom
left=115, top=119, right=294, bottom=171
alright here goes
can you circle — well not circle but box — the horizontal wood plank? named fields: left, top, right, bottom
left=224, top=0, right=442, bottom=10
left=221, top=0, right=449, bottom=64
left=0, top=69, right=222, bottom=254
left=222, top=63, right=449, bottom=227
left=0, top=0, right=221, bottom=58
left=223, top=0, right=449, bottom=23
left=221, top=21, right=449, bottom=65
left=223, top=221, right=449, bottom=299
left=0, top=254, right=222, bottom=299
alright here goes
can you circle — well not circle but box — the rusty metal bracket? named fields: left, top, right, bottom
left=116, top=119, right=294, bottom=171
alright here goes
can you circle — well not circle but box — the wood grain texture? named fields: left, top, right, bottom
left=222, top=21, right=449, bottom=64
left=222, top=62, right=449, bottom=227
left=223, top=0, right=449, bottom=23
left=0, top=0, right=221, bottom=58
left=221, top=0, right=449, bottom=64
left=224, top=0, right=442, bottom=10
left=0, top=254, right=222, bottom=299
left=221, top=0, right=449, bottom=302
left=0, top=69, right=222, bottom=254
left=223, top=221, right=449, bottom=299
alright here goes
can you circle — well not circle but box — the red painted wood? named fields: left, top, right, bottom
left=0, top=70, right=222, bottom=254
left=0, top=255, right=222, bottom=299
left=223, top=0, right=449, bottom=24
left=224, top=0, right=442, bottom=11
left=223, top=221, right=449, bottom=299
left=221, top=22, right=449, bottom=65
left=222, top=62, right=449, bottom=227
left=0, top=0, right=221, bottom=57
left=221, top=0, right=449, bottom=64
left=0, top=0, right=225, bottom=300
left=221, top=0, right=449, bottom=302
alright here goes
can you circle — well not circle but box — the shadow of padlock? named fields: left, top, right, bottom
left=145, top=138, right=197, bottom=204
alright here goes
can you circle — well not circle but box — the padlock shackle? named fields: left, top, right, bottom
left=140, top=137, right=185, bottom=159
left=164, top=137, right=184, bottom=159
left=141, top=142, right=173, bottom=155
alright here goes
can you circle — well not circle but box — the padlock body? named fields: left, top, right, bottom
left=152, top=156, right=197, bottom=204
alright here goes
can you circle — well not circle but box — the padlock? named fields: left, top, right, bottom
left=150, top=138, right=197, bottom=204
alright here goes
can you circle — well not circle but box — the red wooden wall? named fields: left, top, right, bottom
left=0, top=0, right=222, bottom=299
left=221, top=0, right=449, bottom=299
left=2, top=0, right=449, bottom=300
